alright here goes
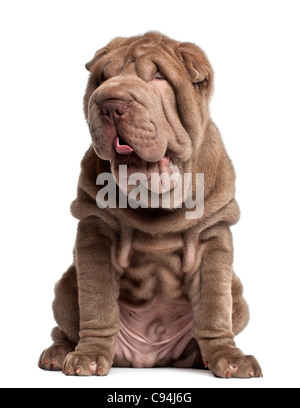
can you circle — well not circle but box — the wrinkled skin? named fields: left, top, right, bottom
left=89, top=75, right=187, bottom=196
left=39, top=32, right=262, bottom=379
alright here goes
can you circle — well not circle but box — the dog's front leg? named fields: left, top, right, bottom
left=190, top=225, right=262, bottom=378
left=63, top=219, right=120, bottom=376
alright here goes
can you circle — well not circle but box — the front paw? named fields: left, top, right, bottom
left=62, top=351, right=112, bottom=376
left=206, top=348, right=263, bottom=379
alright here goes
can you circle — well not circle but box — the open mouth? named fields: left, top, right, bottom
left=112, top=135, right=173, bottom=175
left=111, top=136, right=181, bottom=196
left=113, top=135, right=169, bottom=165
left=113, top=135, right=134, bottom=155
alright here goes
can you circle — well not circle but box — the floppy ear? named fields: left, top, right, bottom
left=178, top=43, right=213, bottom=96
left=85, top=47, right=109, bottom=71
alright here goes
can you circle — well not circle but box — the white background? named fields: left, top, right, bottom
left=1, top=0, right=299, bottom=389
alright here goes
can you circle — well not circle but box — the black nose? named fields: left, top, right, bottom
left=100, top=99, right=130, bottom=119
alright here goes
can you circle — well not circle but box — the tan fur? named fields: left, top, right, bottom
left=38, top=32, right=262, bottom=378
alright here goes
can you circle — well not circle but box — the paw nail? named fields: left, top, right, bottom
left=225, top=370, right=231, bottom=379
left=76, top=367, right=81, bottom=374
left=97, top=367, right=103, bottom=375
left=248, top=371, right=254, bottom=377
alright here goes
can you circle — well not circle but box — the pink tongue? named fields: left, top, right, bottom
left=114, top=136, right=134, bottom=155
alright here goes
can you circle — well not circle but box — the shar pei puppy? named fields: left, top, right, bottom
left=39, top=32, right=262, bottom=378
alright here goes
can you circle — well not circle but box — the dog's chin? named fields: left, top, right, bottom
left=110, top=151, right=181, bottom=197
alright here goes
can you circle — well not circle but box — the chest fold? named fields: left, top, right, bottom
left=111, top=226, right=203, bottom=275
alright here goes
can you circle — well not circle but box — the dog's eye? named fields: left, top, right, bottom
left=154, top=71, right=165, bottom=80
left=97, top=72, right=108, bottom=86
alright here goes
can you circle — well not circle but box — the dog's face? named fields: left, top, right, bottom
left=84, top=32, right=213, bottom=198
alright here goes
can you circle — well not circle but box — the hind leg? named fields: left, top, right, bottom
left=38, top=327, right=76, bottom=371
left=231, top=271, right=250, bottom=336
left=172, top=338, right=206, bottom=369
left=38, top=265, right=79, bottom=371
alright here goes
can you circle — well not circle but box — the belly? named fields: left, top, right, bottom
left=114, top=297, right=193, bottom=368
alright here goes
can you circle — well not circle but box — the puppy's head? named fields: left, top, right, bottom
left=84, top=32, right=213, bottom=202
